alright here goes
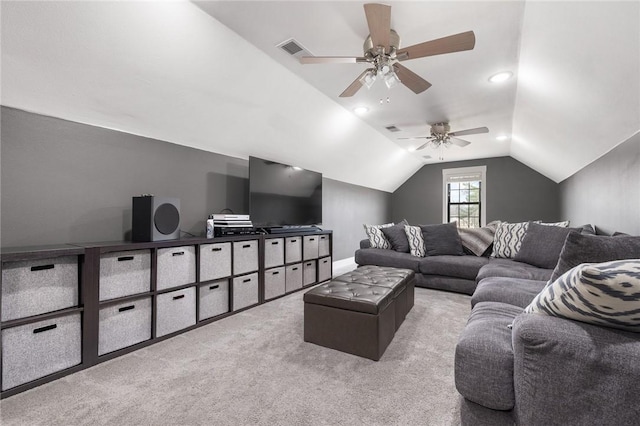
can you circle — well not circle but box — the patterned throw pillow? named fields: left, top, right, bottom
left=491, top=221, right=530, bottom=259
left=538, top=220, right=570, bottom=227
left=525, top=259, right=640, bottom=332
left=363, top=222, right=394, bottom=249
left=404, top=225, right=426, bottom=257
left=458, top=220, right=501, bottom=256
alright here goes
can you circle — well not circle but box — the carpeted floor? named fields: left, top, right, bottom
left=0, top=287, right=471, bottom=426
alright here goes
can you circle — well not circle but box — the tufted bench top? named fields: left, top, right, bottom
left=332, top=266, right=414, bottom=297
left=304, top=281, right=394, bottom=315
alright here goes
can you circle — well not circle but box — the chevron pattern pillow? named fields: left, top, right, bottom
left=525, top=259, right=640, bottom=332
left=363, top=222, right=394, bottom=249
left=491, top=221, right=530, bottom=259
left=404, top=225, right=426, bottom=257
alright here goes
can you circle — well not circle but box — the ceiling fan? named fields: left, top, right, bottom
left=399, top=123, right=489, bottom=150
left=299, top=3, right=476, bottom=97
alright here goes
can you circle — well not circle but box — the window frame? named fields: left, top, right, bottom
left=442, top=166, right=487, bottom=227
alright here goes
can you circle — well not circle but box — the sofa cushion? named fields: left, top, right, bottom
left=381, top=223, right=410, bottom=253
left=477, top=258, right=552, bottom=282
left=354, top=248, right=421, bottom=272
left=550, top=233, right=640, bottom=282
left=514, top=223, right=580, bottom=269
left=472, top=277, right=547, bottom=308
left=458, top=220, right=500, bottom=256
left=491, top=221, right=530, bottom=259
left=420, top=222, right=464, bottom=256
left=455, top=301, right=522, bottom=411
left=419, top=255, right=489, bottom=280
left=363, top=222, right=393, bottom=249
left=404, top=225, right=426, bottom=257
left=525, top=259, right=640, bottom=332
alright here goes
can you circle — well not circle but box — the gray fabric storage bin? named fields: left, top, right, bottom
left=265, top=238, right=285, bottom=269
left=156, top=287, right=196, bottom=337
left=233, top=272, right=259, bottom=311
left=318, top=256, right=332, bottom=282
left=285, top=263, right=303, bottom=292
left=98, top=297, right=152, bottom=356
left=156, top=246, right=196, bottom=291
left=199, top=243, right=231, bottom=282
left=319, top=235, right=331, bottom=257
left=1, top=256, right=79, bottom=322
left=198, top=279, right=229, bottom=321
left=2, top=312, right=82, bottom=390
left=285, top=237, right=302, bottom=264
left=265, top=267, right=286, bottom=300
left=303, top=260, right=317, bottom=286
left=99, top=250, right=151, bottom=301
left=233, top=240, right=259, bottom=276
left=303, top=236, right=319, bottom=260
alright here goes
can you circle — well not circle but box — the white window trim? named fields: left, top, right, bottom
left=442, top=166, right=487, bottom=227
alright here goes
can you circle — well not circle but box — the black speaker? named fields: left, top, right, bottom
left=132, top=196, right=180, bottom=242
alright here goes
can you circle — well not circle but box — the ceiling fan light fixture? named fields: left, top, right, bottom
left=359, top=69, right=377, bottom=89
left=488, top=71, right=513, bottom=83
left=383, top=71, right=401, bottom=89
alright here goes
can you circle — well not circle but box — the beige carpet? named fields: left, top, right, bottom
left=1, top=287, right=471, bottom=426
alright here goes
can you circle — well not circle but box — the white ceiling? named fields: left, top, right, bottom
left=1, top=1, right=639, bottom=192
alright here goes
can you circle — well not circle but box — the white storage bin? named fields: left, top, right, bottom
left=285, top=263, right=303, bottom=293
left=264, top=267, right=286, bottom=300
left=285, top=237, right=302, bottom=264
left=265, top=238, right=285, bottom=269
left=156, top=287, right=196, bottom=337
left=233, top=273, right=259, bottom=311
left=99, top=250, right=151, bottom=301
left=318, top=256, right=332, bottom=282
left=98, top=297, right=152, bottom=356
left=303, top=260, right=317, bottom=286
left=233, top=240, right=259, bottom=276
left=199, top=243, right=231, bottom=282
left=1, top=256, right=78, bottom=322
left=318, top=235, right=331, bottom=258
left=1, top=313, right=82, bottom=390
left=156, top=246, right=196, bottom=291
left=303, top=236, right=319, bottom=261
left=199, top=279, right=229, bottom=321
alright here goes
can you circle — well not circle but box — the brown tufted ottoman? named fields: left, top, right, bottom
left=303, top=266, right=415, bottom=361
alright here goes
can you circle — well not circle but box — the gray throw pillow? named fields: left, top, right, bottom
left=514, top=223, right=580, bottom=269
left=419, top=222, right=464, bottom=256
left=549, top=233, right=640, bottom=282
left=381, top=223, right=410, bottom=253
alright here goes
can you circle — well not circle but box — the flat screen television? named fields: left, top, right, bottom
left=249, top=156, right=322, bottom=227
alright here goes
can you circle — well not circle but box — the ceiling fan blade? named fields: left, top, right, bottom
left=364, top=3, right=391, bottom=51
left=394, top=63, right=432, bottom=94
left=339, top=69, right=369, bottom=97
left=397, top=136, right=430, bottom=140
left=416, top=142, right=430, bottom=151
left=450, top=138, right=471, bottom=147
left=449, top=126, right=489, bottom=137
left=300, top=56, right=368, bottom=64
left=397, top=31, right=476, bottom=61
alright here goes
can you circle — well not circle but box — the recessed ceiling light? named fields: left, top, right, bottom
left=353, top=106, right=369, bottom=115
left=488, top=71, right=513, bottom=83
left=407, top=146, right=417, bottom=152
left=292, top=166, right=303, bottom=171
left=496, top=135, right=509, bottom=141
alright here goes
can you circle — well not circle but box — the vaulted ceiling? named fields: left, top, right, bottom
left=1, top=1, right=638, bottom=192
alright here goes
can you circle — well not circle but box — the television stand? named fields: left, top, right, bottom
left=266, top=226, right=321, bottom=234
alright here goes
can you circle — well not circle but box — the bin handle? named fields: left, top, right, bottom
left=172, top=251, right=185, bottom=256
left=33, top=324, right=57, bottom=334
left=173, top=294, right=185, bottom=300
left=209, top=284, right=220, bottom=290
left=117, top=256, right=134, bottom=262
left=119, top=305, right=135, bottom=312
left=31, top=264, right=54, bottom=272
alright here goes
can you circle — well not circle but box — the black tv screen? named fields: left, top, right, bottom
left=249, top=156, right=322, bottom=227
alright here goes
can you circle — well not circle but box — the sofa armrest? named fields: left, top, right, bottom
left=360, top=239, right=371, bottom=249
left=512, top=313, right=640, bottom=425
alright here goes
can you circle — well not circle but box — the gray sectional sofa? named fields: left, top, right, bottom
left=355, top=225, right=640, bottom=425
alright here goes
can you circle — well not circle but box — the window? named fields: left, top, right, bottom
left=442, top=166, right=486, bottom=228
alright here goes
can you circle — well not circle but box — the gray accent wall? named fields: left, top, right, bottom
left=560, top=132, right=640, bottom=235
left=392, top=157, right=561, bottom=225
left=1, top=107, right=389, bottom=259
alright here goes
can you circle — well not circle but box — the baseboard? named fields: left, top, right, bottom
left=332, top=257, right=357, bottom=277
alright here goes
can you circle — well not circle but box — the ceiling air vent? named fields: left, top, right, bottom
left=277, top=38, right=313, bottom=59
left=385, top=125, right=401, bottom=133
